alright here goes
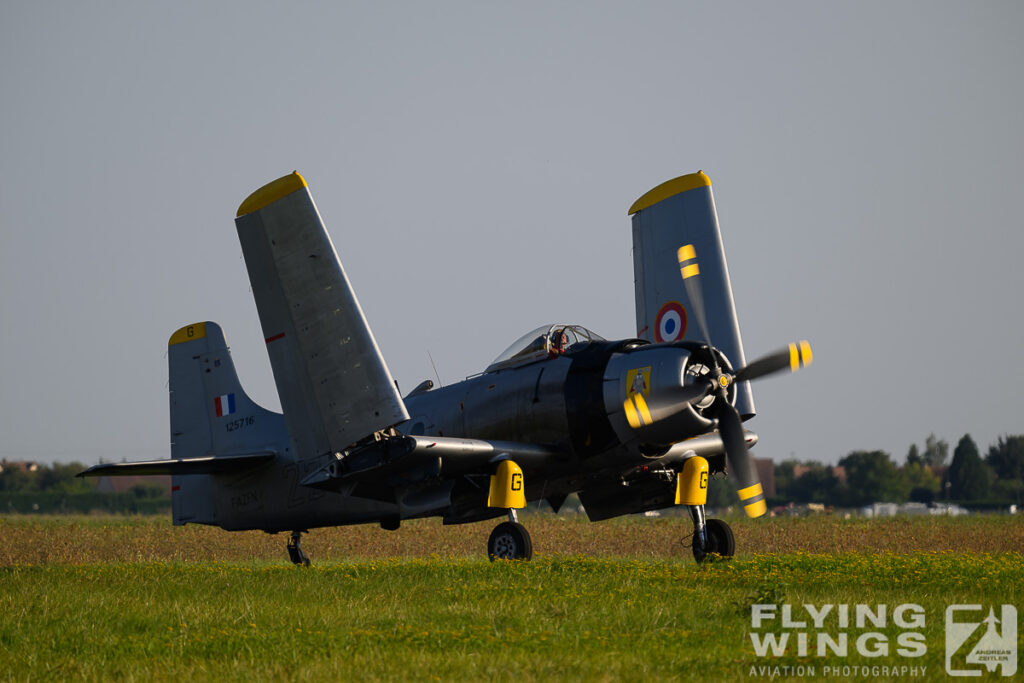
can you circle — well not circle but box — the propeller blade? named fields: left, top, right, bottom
left=717, top=402, right=767, bottom=518
left=734, top=340, right=813, bottom=383
left=678, top=245, right=713, bottom=351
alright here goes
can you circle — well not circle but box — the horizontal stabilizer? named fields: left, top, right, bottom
left=77, top=452, right=276, bottom=477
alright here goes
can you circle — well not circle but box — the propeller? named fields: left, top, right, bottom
left=623, top=243, right=812, bottom=518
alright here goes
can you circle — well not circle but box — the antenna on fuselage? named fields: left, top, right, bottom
left=427, top=349, right=442, bottom=387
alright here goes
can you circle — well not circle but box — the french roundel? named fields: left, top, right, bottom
left=654, top=301, right=687, bottom=343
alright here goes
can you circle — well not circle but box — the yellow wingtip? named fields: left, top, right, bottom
left=628, top=171, right=711, bottom=215
left=236, top=171, right=308, bottom=217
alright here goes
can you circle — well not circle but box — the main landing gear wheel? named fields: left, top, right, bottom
left=488, top=521, right=533, bottom=561
left=692, top=518, right=734, bottom=563
left=287, top=530, right=311, bottom=567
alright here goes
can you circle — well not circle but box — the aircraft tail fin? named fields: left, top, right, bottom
left=167, top=321, right=288, bottom=460
left=166, top=321, right=289, bottom=524
left=629, top=171, right=755, bottom=418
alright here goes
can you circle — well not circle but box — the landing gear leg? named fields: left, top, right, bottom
left=689, top=505, right=707, bottom=557
left=689, top=507, right=734, bottom=563
left=287, top=530, right=311, bottom=567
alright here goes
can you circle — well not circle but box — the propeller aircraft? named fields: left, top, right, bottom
left=80, top=170, right=811, bottom=564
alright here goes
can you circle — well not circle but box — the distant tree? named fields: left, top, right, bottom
left=706, top=474, right=739, bottom=509
left=772, top=460, right=800, bottom=499
left=38, top=462, right=92, bottom=493
left=986, top=436, right=1024, bottom=505
left=986, top=435, right=1024, bottom=481
left=902, top=461, right=940, bottom=503
left=128, top=483, right=165, bottom=499
left=949, top=434, right=992, bottom=501
left=788, top=462, right=840, bottom=504
left=906, top=443, right=923, bottom=466
left=922, top=434, right=949, bottom=467
left=837, top=450, right=907, bottom=506
left=991, top=478, right=1024, bottom=505
left=0, top=466, right=36, bottom=492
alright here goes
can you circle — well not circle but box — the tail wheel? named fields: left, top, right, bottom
left=692, top=518, right=734, bottom=562
left=487, top=521, right=533, bottom=561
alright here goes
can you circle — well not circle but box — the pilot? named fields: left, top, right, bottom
left=549, top=329, right=569, bottom=357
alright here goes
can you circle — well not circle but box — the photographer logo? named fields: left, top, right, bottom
left=945, top=605, right=1016, bottom=677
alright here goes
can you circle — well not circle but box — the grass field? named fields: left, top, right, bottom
left=2, top=515, right=1022, bottom=681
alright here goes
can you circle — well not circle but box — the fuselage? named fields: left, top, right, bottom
left=178, top=333, right=739, bottom=534
left=402, top=336, right=732, bottom=478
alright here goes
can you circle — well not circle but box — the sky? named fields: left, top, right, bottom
left=2, top=1, right=1022, bottom=467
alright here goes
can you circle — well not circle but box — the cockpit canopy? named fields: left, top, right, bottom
left=485, top=324, right=605, bottom=373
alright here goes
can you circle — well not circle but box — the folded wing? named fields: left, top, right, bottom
left=236, top=173, right=409, bottom=459
left=629, top=171, right=755, bottom=418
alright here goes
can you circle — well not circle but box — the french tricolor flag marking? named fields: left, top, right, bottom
left=214, top=393, right=236, bottom=417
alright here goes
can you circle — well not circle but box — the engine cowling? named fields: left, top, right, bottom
left=603, top=342, right=736, bottom=451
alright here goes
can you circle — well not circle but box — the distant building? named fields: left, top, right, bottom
left=790, top=462, right=845, bottom=484
left=0, top=459, right=40, bottom=473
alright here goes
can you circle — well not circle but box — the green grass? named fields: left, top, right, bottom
left=2, top=552, right=1022, bottom=681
